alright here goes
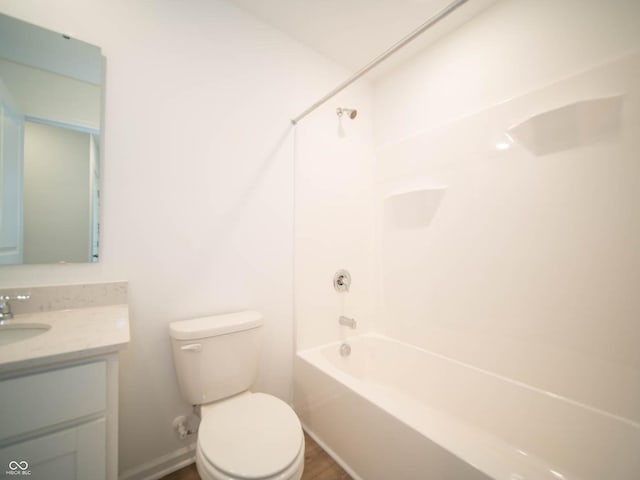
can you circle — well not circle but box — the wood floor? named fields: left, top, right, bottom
left=161, top=432, right=351, bottom=480
left=300, top=432, right=352, bottom=480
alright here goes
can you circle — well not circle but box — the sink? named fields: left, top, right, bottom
left=0, top=323, right=51, bottom=346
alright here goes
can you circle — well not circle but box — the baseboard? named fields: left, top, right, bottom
left=302, top=423, right=362, bottom=480
left=119, top=443, right=196, bottom=480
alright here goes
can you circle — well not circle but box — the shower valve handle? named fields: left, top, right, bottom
left=333, top=269, right=351, bottom=292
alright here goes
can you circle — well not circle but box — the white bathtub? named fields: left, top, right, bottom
left=294, top=334, right=640, bottom=480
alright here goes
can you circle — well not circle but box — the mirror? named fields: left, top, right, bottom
left=0, top=13, right=103, bottom=265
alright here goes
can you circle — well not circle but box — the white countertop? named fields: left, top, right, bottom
left=0, top=304, right=130, bottom=374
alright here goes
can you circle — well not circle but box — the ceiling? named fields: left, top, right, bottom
left=229, top=0, right=499, bottom=79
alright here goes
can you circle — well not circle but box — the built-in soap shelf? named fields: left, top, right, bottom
left=384, top=186, right=447, bottom=229
left=508, top=95, right=624, bottom=156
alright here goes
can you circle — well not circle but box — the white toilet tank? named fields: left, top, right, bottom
left=169, top=311, right=263, bottom=405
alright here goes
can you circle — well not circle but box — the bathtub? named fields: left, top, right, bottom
left=294, top=334, right=640, bottom=480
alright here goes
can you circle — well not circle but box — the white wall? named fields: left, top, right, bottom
left=0, top=0, right=356, bottom=474
left=23, top=121, right=91, bottom=263
left=373, top=0, right=640, bottom=424
left=0, top=59, right=101, bottom=130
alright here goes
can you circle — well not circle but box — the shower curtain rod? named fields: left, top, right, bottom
left=290, top=0, right=469, bottom=125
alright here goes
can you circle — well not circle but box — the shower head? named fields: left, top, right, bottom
left=336, top=107, right=358, bottom=119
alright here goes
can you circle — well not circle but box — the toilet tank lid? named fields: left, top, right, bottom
left=169, top=311, right=263, bottom=340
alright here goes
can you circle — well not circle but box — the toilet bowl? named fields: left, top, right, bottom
left=196, top=392, right=304, bottom=480
left=169, top=312, right=305, bottom=480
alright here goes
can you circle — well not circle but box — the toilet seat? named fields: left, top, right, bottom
left=196, top=440, right=304, bottom=480
left=197, top=392, right=304, bottom=480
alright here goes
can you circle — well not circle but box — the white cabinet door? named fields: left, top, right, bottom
left=0, top=77, right=24, bottom=264
left=0, top=418, right=106, bottom=480
left=0, top=361, right=106, bottom=442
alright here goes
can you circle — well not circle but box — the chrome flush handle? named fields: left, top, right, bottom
left=180, top=343, right=202, bottom=352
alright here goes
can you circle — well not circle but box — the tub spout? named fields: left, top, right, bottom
left=339, top=315, right=357, bottom=329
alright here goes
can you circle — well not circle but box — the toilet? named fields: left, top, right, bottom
left=169, top=311, right=304, bottom=480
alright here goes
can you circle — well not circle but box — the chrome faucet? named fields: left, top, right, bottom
left=0, top=294, right=31, bottom=321
left=339, top=315, right=356, bottom=329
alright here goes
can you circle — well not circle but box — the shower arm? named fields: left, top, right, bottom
left=290, top=0, right=469, bottom=125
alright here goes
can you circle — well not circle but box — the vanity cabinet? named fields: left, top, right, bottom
left=0, top=419, right=106, bottom=480
left=0, top=354, right=120, bottom=480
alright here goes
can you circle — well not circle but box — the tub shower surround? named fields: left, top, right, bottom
left=295, top=52, right=640, bottom=480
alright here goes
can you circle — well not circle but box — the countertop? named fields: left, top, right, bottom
left=0, top=304, right=130, bottom=374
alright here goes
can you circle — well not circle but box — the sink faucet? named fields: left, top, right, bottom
left=339, top=315, right=357, bottom=329
left=0, top=295, right=31, bottom=321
